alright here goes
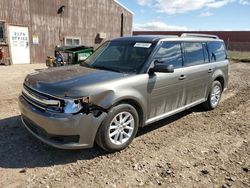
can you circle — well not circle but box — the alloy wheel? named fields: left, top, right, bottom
left=210, top=85, right=221, bottom=107
left=108, top=111, right=135, bottom=145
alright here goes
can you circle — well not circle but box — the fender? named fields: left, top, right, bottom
left=205, top=61, right=228, bottom=99
left=91, top=88, right=146, bottom=112
left=212, top=60, right=229, bottom=90
left=88, top=88, right=147, bottom=124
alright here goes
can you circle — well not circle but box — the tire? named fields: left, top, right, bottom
left=95, top=103, right=139, bottom=152
left=203, top=80, right=222, bottom=110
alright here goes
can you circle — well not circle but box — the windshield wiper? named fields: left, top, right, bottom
left=93, top=65, right=123, bottom=73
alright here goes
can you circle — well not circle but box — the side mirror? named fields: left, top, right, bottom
left=150, top=61, right=174, bottom=73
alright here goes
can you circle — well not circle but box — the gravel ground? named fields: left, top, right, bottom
left=0, top=62, right=249, bottom=188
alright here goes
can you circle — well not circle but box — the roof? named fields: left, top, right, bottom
left=112, top=35, right=177, bottom=43
left=113, top=0, right=134, bottom=15
left=112, top=34, right=222, bottom=43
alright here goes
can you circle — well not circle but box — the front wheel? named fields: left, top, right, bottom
left=203, top=80, right=222, bottom=110
left=95, top=104, right=139, bottom=152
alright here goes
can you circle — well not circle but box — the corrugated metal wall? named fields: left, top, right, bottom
left=0, top=0, right=133, bottom=63
left=133, top=31, right=250, bottom=51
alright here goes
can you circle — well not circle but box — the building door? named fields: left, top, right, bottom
left=9, top=25, right=30, bottom=64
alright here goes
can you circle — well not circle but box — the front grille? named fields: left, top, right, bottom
left=22, top=85, right=63, bottom=112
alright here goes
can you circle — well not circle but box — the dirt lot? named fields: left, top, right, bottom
left=0, top=62, right=249, bottom=188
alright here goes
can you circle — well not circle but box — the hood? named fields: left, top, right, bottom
left=24, top=65, right=127, bottom=97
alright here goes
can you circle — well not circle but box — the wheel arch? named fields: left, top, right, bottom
left=111, top=98, right=145, bottom=127
left=212, top=69, right=226, bottom=91
left=214, top=76, right=225, bottom=90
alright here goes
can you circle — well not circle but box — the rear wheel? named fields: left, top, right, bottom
left=203, top=80, right=222, bottom=110
left=96, top=104, right=139, bottom=152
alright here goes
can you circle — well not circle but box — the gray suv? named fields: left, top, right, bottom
left=19, top=34, right=229, bottom=152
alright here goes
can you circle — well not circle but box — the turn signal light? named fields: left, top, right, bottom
left=82, top=96, right=90, bottom=104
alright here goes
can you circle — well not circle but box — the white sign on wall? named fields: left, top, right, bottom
left=9, top=26, right=30, bottom=64
left=32, top=35, right=39, bottom=44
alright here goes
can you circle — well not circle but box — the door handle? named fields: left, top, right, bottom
left=208, top=68, right=214, bottom=73
left=179, top=75, right=186, bottom=80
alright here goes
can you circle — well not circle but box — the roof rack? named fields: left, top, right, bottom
left=137, top=35, right=179, bottom=38
left=181, top=33, right=219, bottom=39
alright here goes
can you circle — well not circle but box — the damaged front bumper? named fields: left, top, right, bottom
left=19, top=95, right=107, bottom=149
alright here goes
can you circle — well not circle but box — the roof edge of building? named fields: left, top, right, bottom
left=113, top=0, right=134, bottom=15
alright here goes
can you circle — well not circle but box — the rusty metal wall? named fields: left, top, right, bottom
left=133, top=31, right=250, bottom=51
left=0, top=0, right=133, bottom=63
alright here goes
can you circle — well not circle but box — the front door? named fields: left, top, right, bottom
left=147, top=42, right=185, bottom=123
left=9, top=25, right=30, bottom=64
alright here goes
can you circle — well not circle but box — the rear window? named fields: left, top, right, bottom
left=183, top=42, right=205, bottom=66
left=207, top=41, right=227, bottom=62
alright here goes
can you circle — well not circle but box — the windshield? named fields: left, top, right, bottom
left=82, top=41, right=155, bottom=73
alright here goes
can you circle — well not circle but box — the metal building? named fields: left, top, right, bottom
left=0, top=0, right=133, bottom=64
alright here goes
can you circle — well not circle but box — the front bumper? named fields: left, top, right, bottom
left=18, top=95, right=107, bottom=149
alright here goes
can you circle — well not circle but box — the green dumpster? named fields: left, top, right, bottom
left=63, top=46, right=94, bottom=64
left=46, top=45, right=94, bottom=67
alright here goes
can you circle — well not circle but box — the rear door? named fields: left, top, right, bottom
left=207, top=41, right=229, bottom=88
left=181, top=42, right=212, bottom=105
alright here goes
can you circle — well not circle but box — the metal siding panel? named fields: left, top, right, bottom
left=0, top=0, right=133, bottom=64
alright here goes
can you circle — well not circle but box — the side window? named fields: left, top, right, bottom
left=155, top=42, right=183, bottom=68
left=202, top=43, right=209, bottom=63
left=207, top=41, right=227, bottom=62
left=183, top=42, right=205, bottom=66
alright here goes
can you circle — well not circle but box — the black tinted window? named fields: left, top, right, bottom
left=0, top=22, right=4, bottom=42
left=183, top=42, right=205, bottom=66
left=155, top=42, right=183, bottom=68
left=203, top=43, right=209, bottom=63
left=208, top=41, right=226, bottom=62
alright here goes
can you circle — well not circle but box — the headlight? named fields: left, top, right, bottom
left=63, top=99, right=83, bottom=114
